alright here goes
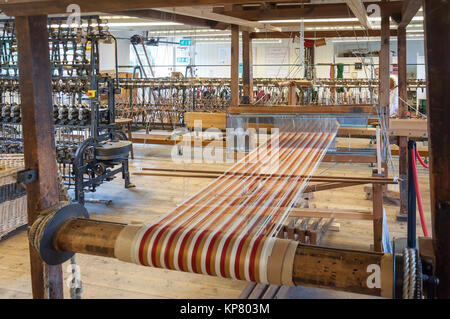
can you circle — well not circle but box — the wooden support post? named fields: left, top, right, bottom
left=379, top=5, right=390, bottom=180
left=397, top=26, right=408, bottom=119
left=372, top=183, right=384, bottom=252
left=379, top=3, right=390, bottom=112
left=15, top=15, right=64, bottom=299
left=397, top=26, right=408, bottom=218
left=423, top=0, right=450, bottom=298
left=242, top=30, right=253, bottom=104
left=288, top=82, right=298, bottom=106
left=230, top=24, right=240, bottom=107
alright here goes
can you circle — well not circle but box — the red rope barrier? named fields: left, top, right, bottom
left=411, top=148, right=429, bottom=237
left=415, top=149, right=429, bottom=169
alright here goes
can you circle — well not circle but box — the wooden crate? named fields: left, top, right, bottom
left=0, top=154, right=27, bottom=240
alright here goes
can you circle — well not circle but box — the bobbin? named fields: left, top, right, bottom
left=31, top=203, right=89, bottom=265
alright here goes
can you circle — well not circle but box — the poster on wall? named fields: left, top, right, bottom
left=265, top=46, right=289, bottom=78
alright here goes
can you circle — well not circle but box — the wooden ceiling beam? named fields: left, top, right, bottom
left=250, top=29, right=398, bottom=39
left=0, top=0, right=312, bottom=17
left=345, top=0, right=373, bottom=30
left=399, top=0, right=422, bottom=27
left=212, top=2, right=404, bottom=21
left=110, top=9, right=229, bottom=30
left=269, top=21, right=363, bottom=27
left=155, top=7, right=281, bottom=32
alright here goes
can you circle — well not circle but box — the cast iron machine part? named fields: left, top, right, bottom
left=72, top=131, right=134, bottom=205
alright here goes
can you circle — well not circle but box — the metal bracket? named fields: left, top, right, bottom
left=17, top=169, right=38, bottom=184
left=40, top=204, right=89, bottom=265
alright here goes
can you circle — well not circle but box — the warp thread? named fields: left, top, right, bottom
left=115, top=118, right=338, bottom=285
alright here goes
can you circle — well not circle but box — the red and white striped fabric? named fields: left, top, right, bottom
left=116, top=123, right=337, bottom=284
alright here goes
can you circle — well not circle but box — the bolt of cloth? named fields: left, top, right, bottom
left=115, top=118, right=338, bottom=285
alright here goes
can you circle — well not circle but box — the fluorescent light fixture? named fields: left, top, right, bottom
left=108, top=22, right=181, bottom=27
left=331, top=38, right=381, bottom=43
left=100, top=16, right=137, bottom=19
left=259, top=16, right=423, bottom=23
left=197, top=40, right=281, bottom=44
left=182, top=33, right=231, bottom=37
left=196, top=38, right=281, bottom=44
left=48, top=22, right=181, bottom=28
left=331, top=35, right=424, bottom=43
left=259, top=18, right=360, bottom=23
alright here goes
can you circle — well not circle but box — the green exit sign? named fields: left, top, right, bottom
left=177, top=57, right=189, bottom=63
left=179, top=39, right=191, bottom=46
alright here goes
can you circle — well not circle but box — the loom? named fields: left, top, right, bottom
left=26, top=117, right=422, bottom=298
left=0, top=0, right=444, bottom=300
left=226, top=105, right=384, bottom=166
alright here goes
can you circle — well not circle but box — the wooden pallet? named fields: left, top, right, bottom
left=239, top=216, right=337, bottom=299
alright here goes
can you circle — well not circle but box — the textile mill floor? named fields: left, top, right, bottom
left=0, top=141, right=431, bottom=299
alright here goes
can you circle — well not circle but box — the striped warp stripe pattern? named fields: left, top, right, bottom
left=130, top=131, right=335, bottom=282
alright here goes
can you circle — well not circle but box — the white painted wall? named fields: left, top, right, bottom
left=99, top=42, right=115, bottom=72
left=192, top=39, right=301, bottom=78
left=314, top=39, right=379, bottom=79
left=314, top=40, right=334, bottom=78
left=102, top=34, right=425, bottom=80
left=116, top=38, right=131, bottom=73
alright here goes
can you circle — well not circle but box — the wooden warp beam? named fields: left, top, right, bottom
left=113, top=118, right=337, bottom=284
left=54, top=218, right=393, bottom=297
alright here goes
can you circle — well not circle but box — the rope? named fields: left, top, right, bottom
left=402, top=248, right=410, bottom=299
left=408, top=248, right=416, bottom=299
left=28, top=172, right=83, bottom=299
left=415, top=149, right=429, bottom=169
left=402, top=248, right=421, bottom=299
left=410, top=146, right=430, bottom=237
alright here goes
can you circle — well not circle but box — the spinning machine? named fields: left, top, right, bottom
left=0, top=16, right=133, bottom=205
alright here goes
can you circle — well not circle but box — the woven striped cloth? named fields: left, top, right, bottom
left=116, top=119, right=338, bottom=284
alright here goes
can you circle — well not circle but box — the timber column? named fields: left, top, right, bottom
left=397, top=26, right=408, bottom=219
left=242, top=30, right=253, bottom=104
left=230, top=24, right=240, bottom=107
left=423, top=0, right=450, bottom=298
left=16, top=15, right=64, bottom=299
left=379, top=2, right=391, bottom=179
